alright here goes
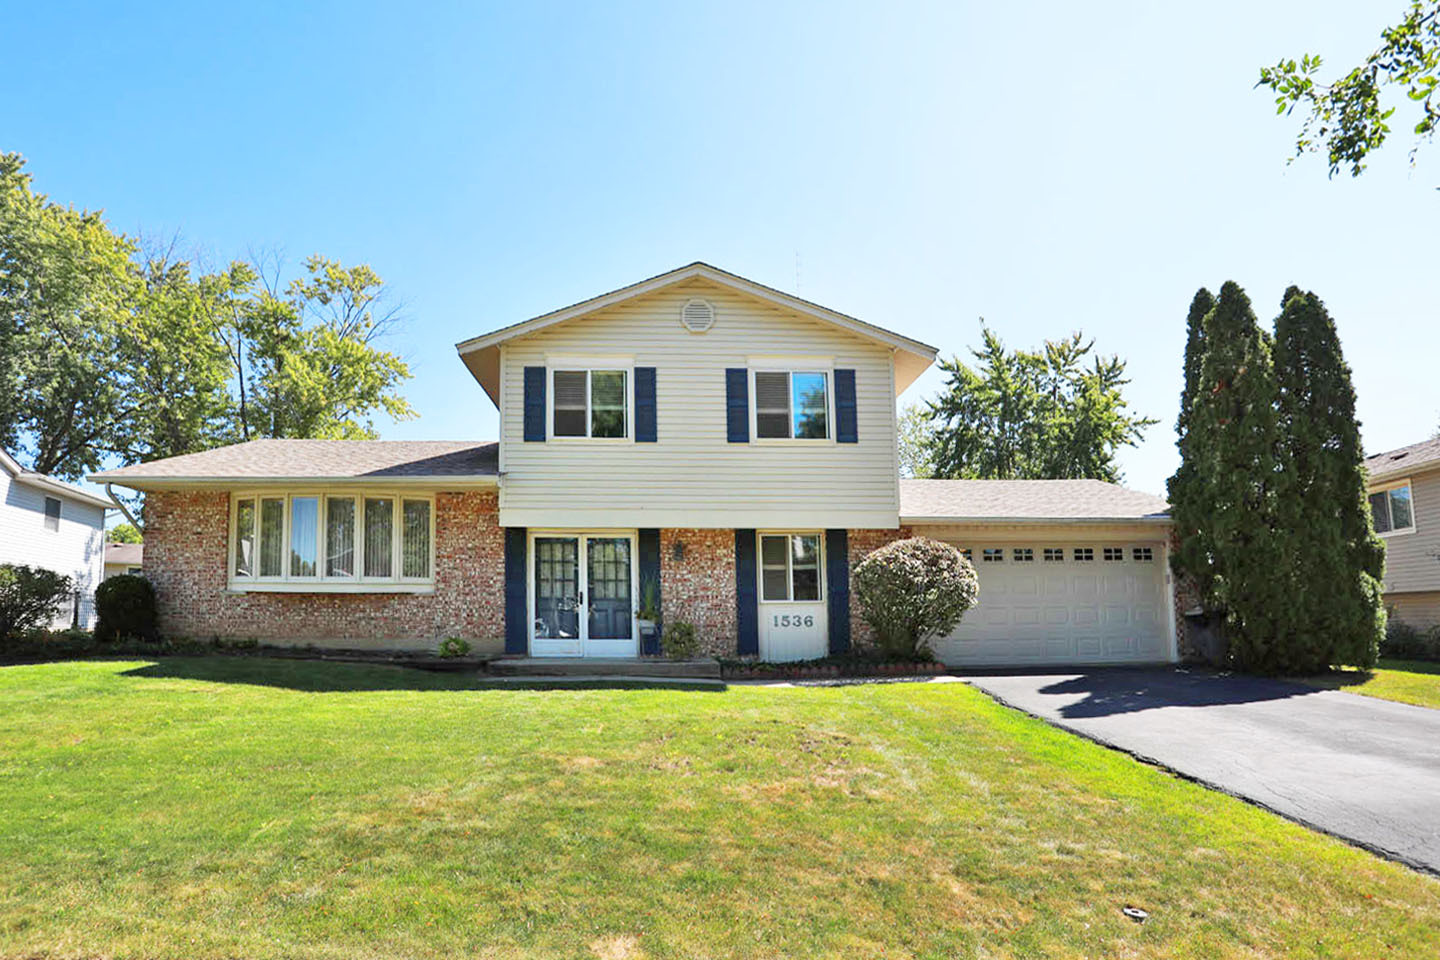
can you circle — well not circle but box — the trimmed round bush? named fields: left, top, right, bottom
left=852, top=537, right=978, bottom=658
left=94, top=574, right=157, bottom=642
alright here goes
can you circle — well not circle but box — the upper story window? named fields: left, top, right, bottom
left=43, top=496, right=61, bottom=532
left=553, top=369, right=628, bottom=439
left=759, top=533, right=822, bottom=602
left=754, top=370, right=829, bottom=439
left=1369, top=481, right=1415, bottom=536
left=232, top=492, right=433, bottom=589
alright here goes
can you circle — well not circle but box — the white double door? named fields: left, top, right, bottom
left=530, top=532, right=638, bottom=658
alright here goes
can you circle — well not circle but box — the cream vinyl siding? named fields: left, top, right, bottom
left=1376, top=469, right=1440, bottom=595
left=498, top=278, right=900, bottom=529
left=0, top=471, right=106, bottom=627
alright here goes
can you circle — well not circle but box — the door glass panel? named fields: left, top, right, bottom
left=586, top=537, right=632, bottom=640
left=790, top=534, right=821, bottom=600
left=534, top=537, right=580, bottom=640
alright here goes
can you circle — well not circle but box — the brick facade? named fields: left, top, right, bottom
left=846, top=527, right=914, bottom=651
left=143, top=489, right=506, bottom=652
left=659, top=528, right=737, bottom=658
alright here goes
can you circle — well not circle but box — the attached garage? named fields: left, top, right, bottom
left=900, top=479, right=1177, bottom=668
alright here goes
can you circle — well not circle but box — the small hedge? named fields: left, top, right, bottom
left=94, top=574, right=157, bottom=643
left=1381, top=619, right=1440, bottom=662
left=0, top=564, right=73, bottom=642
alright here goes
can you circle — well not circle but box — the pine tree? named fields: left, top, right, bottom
left=1191, top=282, right=1289, bottom=672
left=1272, top=287, right=1385, bottom=670
left=1167, top=288, right=1216, bottom=600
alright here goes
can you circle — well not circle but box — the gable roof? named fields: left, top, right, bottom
left=104, top=542, right=143, bottom=566
left=90, top=439, right=499, bottom=490
left=455, top=261, right=939, bottom=404
left=1366, top=436, right=1440, bottom=483
left=1, top=449, right=114, bottom=509
left=899, top=479, right=1170, bottom=524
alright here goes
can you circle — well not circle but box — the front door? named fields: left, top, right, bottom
left=530, top=533, right=637, bottom=658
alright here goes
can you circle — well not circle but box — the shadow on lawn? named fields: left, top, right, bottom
left=1037, top=667, right=1324, bottom=719
left=119, top=657, right=726, bottom=693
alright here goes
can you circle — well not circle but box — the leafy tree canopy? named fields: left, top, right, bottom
left=1259, top=1, right=1440, bottom=176
left=106, top=523, right=143, bottom=544
left=0, top=153, right=415, bottom=480
left=922, top=327, right=1155, bottom=482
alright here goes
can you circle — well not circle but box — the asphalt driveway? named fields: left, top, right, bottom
left=964, top=668, right=1440, bottom=874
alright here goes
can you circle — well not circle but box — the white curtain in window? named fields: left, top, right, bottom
left=364, top=498, right=394, bottom=577
left=326, top=497, right=356, bottom=577
left=402, top=500, right=430, bottom=578
left=290, top=497, right=319, bottom=577
left=234, top=499, right=255, bottom=576
left=260, top=498, right=285, bottom=576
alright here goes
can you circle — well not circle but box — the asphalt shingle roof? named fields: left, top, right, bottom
left=1365, top=436, right=1440, bottom=481
left=900, top=478, right=1169, bottom=522
left=104, top=542, right=143, bottom=565
left=90, top=439, right=498, bottom=483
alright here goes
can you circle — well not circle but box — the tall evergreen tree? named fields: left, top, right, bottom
left=1272, top=287, right=1385, bottom=669
left=1191, top=282, right=1289, bottom=672
left=1167, top=288, right=1216, bottom=600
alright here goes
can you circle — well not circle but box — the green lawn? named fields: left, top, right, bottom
left=1, top=659, right=1437, bottom=959
left=1300, top=658, right=1440, bottom=710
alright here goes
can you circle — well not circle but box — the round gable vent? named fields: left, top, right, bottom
left=680, top=298, right=716, bottom=333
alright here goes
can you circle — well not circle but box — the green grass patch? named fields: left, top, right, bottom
left=1, top=657, right=1436, bottom=959
left=1299, top=657, right=1440, bottom=710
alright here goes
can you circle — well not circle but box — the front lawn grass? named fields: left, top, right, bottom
left=1, top=658, right=1436, bottom=959
left=1299, top=657, right=1440, bottom=710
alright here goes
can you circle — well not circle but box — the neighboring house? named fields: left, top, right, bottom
left=1, top=449, right=110, bottom=628
left=90, top=262, right=1179, bottom=666
left=1366, top=436, right=1440, bottom=629
left=103, top=542, right=144, bottom=580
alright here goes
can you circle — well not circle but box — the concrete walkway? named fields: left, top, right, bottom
left=963, top=668, right=1440, bottom=874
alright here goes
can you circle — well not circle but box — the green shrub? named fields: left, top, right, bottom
left=853, top=537, right=978, bottom=658
left=0, top=564, right=74, bottom=641
left=1382, top=619, right=1440, bottom=662
left=94, top=575, right=157, bottom=642
left=438, top=636, right=471, bottom=658
left=661, top=621, right=699, bottom=660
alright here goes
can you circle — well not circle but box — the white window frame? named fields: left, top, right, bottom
left=749, top=366, right=835, bottom=443
left=547, top=364, right=634, bottom=442
left=757, top=531, right=825, bottom=603
left=228, top=490, right=436, bottom=593
left=1369, top=479, right=1417, bottom=538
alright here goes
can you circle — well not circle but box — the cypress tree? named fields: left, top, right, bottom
left=1167, top=287, right=1216, bottom=601
left=1191, top=281, right=1288, bottom=672
left=1272, top=287, right=1385, bottom=670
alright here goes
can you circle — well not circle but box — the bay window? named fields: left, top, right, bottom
left=231, top=491, right=435, bottom=589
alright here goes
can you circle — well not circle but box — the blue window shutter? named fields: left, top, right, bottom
left=523, top=367, right=545, bottom=442
left=638, top=528, right=662, bottom=655
left=735, top=529, right=759, bottom=656
left=504, top=527, right=528, bottom=654
left=635, top=367, right=657, bottom=442
left=835, top=369, right=858, bottom=443
left=725, top=368, right=749, bottom=443
left=826, top=529, right=851, bottom=655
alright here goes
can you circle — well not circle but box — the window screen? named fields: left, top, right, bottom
left=755, top=372, right=791, bottom=438
left=553, top=370, right=588, bottom=437
left=43, top=497, right=60, bottom=531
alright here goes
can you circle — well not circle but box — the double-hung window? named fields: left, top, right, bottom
left=553, top=369, right=628, bottom=439
left=1369, top=482, right=1415, bottom=535
left=232, top=492, right=432, bottom=588
left=754, top=370, right=829, bottom=439
left=43, top=497, right=61, bottom=532
left=759, top=533, right=822, bottom=602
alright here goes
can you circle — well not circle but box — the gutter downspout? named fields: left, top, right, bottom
left=104, top=483, right=142, bottom=533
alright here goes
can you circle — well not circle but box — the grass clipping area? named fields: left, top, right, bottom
left=1, top=657, right=1437, bottom=959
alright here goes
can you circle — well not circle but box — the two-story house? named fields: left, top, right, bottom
left=1365, top=437, right=1440, bottom=629
left=2, top=449, right=110, bottom=628
left=91, top=263, right=1177, bottom=666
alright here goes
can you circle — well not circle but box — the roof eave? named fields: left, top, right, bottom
left=902, top=514, right=1172, bottom=525
left=89, top=474, right=501, bottom=491
left=14, top=473, right=114, bottom=510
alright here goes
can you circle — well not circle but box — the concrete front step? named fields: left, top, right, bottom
left=487, top=656, right=721, bottom=678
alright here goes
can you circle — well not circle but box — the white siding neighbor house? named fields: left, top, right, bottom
left=1365, top=437, right=1440, bottom=629
left=92, top=262, right=1180, bottom=665
left=1, top=450, right=111, bottom=628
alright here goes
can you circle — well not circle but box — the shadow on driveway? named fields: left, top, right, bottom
left=1035, top=667, right=1323, bottom=719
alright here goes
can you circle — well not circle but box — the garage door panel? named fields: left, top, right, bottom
left=930, top=537, right=1172, bottom=667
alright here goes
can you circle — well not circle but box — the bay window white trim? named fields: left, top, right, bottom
left=228, top=489, right=436, bottom=592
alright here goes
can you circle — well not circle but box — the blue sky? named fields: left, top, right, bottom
left=6, top=1, right=1437, bottom=498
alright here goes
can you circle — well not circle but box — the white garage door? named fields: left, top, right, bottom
left=930, top=541, right=1172, bottom=667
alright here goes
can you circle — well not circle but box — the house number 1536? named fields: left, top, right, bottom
left=772, top=614, right=815, bottom=628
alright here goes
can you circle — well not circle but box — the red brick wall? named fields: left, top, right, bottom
left=846, top=527, right=914, bottom=651
left=143, top=489, right=505, bottom=651
left=660, top=528, right=737, bottom=657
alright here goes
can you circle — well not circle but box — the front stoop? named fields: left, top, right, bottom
left=487, top=657, right=722, bottom=679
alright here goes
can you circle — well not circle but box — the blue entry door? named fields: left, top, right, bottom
left=530, top=534, right=636, bottom=658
